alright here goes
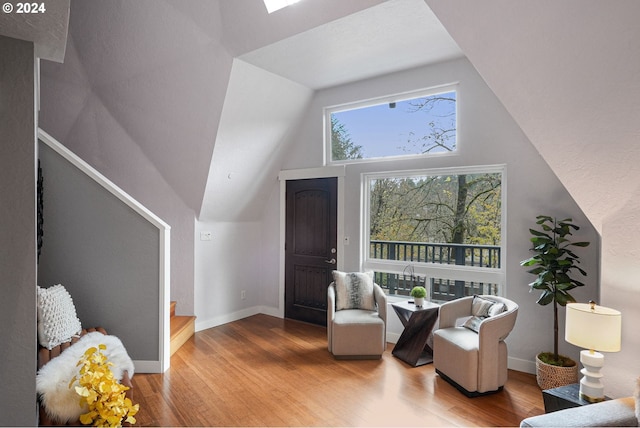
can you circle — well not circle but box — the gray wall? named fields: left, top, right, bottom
left=38, top=141, right=160, bottom=362
left=0, top=35, right=37, bottom=426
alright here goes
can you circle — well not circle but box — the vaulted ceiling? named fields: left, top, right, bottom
left=36, top=0, right=462, bottom=222
left=12, top=0, right=640, bottom=231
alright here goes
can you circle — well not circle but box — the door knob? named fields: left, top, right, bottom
left=325, top=258, right=336, bottom=264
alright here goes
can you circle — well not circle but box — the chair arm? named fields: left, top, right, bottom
left=327, top=283, right=336, bottom=352
left=438, top=296, right=473, bottom=328
left=520, top=397, right=637, bottom=427
left=327, top=283, right=336, bottom=320
left=476, top=306, right=518, bottom=391
left=478, top=305, right=518, bottom=343
left=373, top=283, right=387, bottom=324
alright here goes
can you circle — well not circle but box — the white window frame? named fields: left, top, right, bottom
left=324, top=84, right=459, bottom=166
left=360, top=164, right=507, bottom=296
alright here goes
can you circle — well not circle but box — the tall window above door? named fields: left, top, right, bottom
left=326, top=86, right=457, bottom=164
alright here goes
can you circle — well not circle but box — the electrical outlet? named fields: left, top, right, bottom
left=200, top=231, right=212, bottom=241
left=241, top=290, right=246, bottom=300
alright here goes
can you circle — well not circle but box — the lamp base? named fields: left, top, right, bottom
left=579, top=391, right=605, bottom=403
left=578, top=349, right=605, bottom=403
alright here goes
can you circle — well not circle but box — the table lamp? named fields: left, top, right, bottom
left=565, top=301, right=621, bottom=403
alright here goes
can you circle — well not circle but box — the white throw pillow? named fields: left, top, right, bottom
left=37, top=284, right=83, bottom=350
left=471, top=295, right=495, bottom=317
left=464, top=296, right=507, bottom=333
left=332, top=271, right=376, bottom=311
left=462, top=316, right=484, bottom=333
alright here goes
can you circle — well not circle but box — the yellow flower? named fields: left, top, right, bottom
left=71, top=344, right=139, bottom=427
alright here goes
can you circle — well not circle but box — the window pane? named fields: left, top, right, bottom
left=369, top=172, right=501, bottom=268
left=330, top=90, right=456, bottom=161
left=374, top=271, right=499, bottom=301
left=430, top=278, right=499, bottom=302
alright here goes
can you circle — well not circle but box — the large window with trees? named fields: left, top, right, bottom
left=327, top=86, right=457, bottom=163
left=362, top=165, right=505, bottom=302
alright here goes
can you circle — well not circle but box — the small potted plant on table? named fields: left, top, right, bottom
left=520, top=215, right=590, bottom=389
left=410, top=286, right=427, bottom=307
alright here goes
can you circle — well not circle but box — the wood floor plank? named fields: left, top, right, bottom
left=131, top=314, right=544, bottom=426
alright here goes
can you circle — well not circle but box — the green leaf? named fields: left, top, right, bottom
left=529, top=229, right=551, bottom=238
left=526, top=267, right=545, bottom=275
left=555, top=291, right=576, bottom=306
left=572, top=241, right=590, bottom=247
left=536, top=215, right=553, bottom=223
left=537, top=291, right=554, bottom=305
left=520, top=257, right=537, bottom=266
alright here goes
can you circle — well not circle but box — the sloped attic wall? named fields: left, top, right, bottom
left=426, top=0, right=640, bottom=397
left=39, top=0, right=233, bottom=314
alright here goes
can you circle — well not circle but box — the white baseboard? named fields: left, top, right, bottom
left=133, top=360, right=164, bottom=374
left=195, top=306, right=262, bottom=332
left=508, top=356, right=536, bottom=374
left=386, top=332, right=400, bottom=344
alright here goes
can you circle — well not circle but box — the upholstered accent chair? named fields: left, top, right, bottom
left=327, top=274, right=387, bottom=359
left=433, top=295, right=518, bottom=397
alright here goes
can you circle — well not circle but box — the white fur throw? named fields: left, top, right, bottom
left=36, top=332, right=135, bottom=424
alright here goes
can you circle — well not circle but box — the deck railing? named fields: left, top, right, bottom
left=370, top=240, right=500, bottom=302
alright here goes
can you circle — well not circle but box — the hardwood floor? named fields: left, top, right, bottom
left=132, top=314, right=544, bottom=426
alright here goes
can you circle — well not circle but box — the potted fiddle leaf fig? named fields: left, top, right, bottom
left=520, top=215, right=590, bottom=389
left=410, top=286, right=427, bottom=307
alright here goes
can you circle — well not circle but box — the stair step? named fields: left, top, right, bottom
left=170, top=314, right=196, bottom=356
left=170, top=301, right=176, bottom=319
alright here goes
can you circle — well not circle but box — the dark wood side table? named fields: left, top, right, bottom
left=391, top=300, right=439, bottom=367
left=543, top=383, right=610, bottom=413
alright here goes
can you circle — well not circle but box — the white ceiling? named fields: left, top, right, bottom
left=240, top=0, right=463, bottom=89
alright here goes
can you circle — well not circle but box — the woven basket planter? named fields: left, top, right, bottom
left=535, top=354, right=578, bottom=390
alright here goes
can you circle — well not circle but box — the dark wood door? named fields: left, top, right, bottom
left=285, top=177, right=337, bottom=326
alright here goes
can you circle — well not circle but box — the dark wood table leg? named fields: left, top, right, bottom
left=391, top=305, right=439, bottom=366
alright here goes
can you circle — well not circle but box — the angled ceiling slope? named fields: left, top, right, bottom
left=426, top=0, right=640, bottom=231
left=40, top=0, right=232, bottom=215
left=240, top=0, right=463, bottom=89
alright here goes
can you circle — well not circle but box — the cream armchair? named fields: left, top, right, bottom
left=433, top=295, right=518, bottom=396
left=327, top=281, right=387, bottom=359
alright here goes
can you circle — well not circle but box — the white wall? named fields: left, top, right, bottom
left=273, top=57, right=600, bottom=373
left=194, top=220, right=272, bottom=331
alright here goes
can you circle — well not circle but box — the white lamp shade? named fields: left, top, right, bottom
left=565, top=302, right=621, bottom=352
